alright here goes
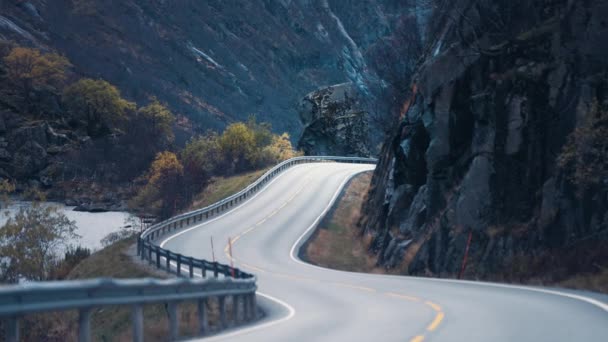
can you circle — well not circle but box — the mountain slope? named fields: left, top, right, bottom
left=0, top=0, right=417, bottom=136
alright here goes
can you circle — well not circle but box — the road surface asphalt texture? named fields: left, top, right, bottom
left=162, top=163, right=608, bottom=342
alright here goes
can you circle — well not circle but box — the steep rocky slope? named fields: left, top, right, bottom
left=360, top=0, right=608, bottom=283
left=0, top=0, right=417, bottom=137
left=0, top=0, right=425, bottom=206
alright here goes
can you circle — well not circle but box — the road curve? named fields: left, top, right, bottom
left=162, top=162, right=608, bottom=342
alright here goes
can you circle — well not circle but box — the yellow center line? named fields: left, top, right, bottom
left=331, top=282, right=377, bottom=293
left=385, top=292, right=422, bottom=302
left=426, top=311, right=445, bottom=332
left=385, top=293, right=445, bottom=338
left=242, top=226, right=256, bottom=234
left=256, top=218, right=267, bottom=226
left=274, top=273, right=320, bottom=282
left=425, top=301, right=441, bottom=312
left=219, top=173, right=447, bottom=341
left=240, top=263, right=267, bottom=273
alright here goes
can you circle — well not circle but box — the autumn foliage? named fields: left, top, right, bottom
left=1, top=43, right=300, bottom=219
left=63, top=78, right=136, bottom=136
left=131, top=152, right=185, bottom=218
left=558, top=101, right=608, bottom=193
left=3, top=47, right=71, bottom=94
left=132, top=118, right=300, bottom=218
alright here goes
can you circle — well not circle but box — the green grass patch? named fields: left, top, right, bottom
left=190, top=168, right=270, bottom=209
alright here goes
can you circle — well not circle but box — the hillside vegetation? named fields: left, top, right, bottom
left=130, top=118, right=300, bottom=219
left=0, top=42, right=178, bottom=208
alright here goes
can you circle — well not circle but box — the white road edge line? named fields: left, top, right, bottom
left=289, top=166, right=374, bottom=266
left=159, top=164, right=304, bottom=248
left=183, top=271, right=295, bottom=342
left=426, top=277, right=608, bottom=313
left=159, top=164, right=316, bottom=341
left=195, top=291, right=296, bottom=342
left=287, top=168, right=608, bottom=314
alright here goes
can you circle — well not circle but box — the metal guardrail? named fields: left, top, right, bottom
left=0, top=156, right=377, bottom=342
left=137, top=239, right=254, bottom=279
left=138, top=156, right=377, bottom=244
left=135, top=156, right=376, bottom=280
left=0, top=277, right=256, bottom=342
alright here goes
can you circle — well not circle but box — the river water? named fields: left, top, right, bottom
left=0, top=201, right=138, bottom=252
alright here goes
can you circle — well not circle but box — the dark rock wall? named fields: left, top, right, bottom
left=361, top=0, right=608, bottom=280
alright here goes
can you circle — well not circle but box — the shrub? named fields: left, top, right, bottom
left=3, top=47, right=71, bottom=105
left=557, top=101, right=608, bottom=193
left=63, top=78, right=136, bottom=136
left=131, top=152, right=184, bottom=218
left=0, top=203, right=79, bottom=283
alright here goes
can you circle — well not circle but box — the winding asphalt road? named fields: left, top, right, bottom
left=161, top=162, right=608, bottom=342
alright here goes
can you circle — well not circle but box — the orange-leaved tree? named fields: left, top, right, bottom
left=131, top=151, right=185, bottom=218
left=3, top=46, right=71, bottom=106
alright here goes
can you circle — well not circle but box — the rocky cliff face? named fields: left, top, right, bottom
left=0, top=110, right=132, bottom=210
left=297, top=83, right=371, bottom=156
left=0, top=0, right=417, bottom=137
left=361, top=0, right=608, bottom=282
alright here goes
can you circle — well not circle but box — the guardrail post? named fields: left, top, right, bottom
left=78, top=307, right=92, bottom=342
left=243, top=293, right=250, bottom=321
left=156, top=247, right=161, bottom=268
left=218, top=296, right=227, bottom=329
left=166, top=251, right=170, bottom=270
left=202, top=264, right=207, bottom=278
left=167, top=301, right=179, bottom=340
left=249, top=293, right=257, bottom=320
left=5, top=316, right=19, bottom=342
left=147, top=244, right=152, bottom=262
left=232, top=295, right=241, bottom=324
left=140, top=242, right=145, bottom=260
left=176, top=255, right=182, bottom=276
left=132, top=304, right=144, bottom=342
left=197, top=298, right=208, bottom=335
left=213, top=262, right=219, bottom=278
left=188, top=257, right=194, bottom=278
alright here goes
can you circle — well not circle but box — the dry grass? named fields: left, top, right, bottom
left=304, top=172, right=387, bottom=274
left=190, top=168, right=270, bottom=210
left=68, top=238, right=213, bottom=341
left=484, top=237, right=608, bottom=294
left=8, top=238, right=224, bottom=341
left=558, top=268, right=608, bottom=294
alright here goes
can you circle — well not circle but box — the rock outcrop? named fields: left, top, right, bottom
left=360, top=0, right=608, bottom=282
left=0, top=109, right=132, bottom=210
left=297, top=83, right=371, bottom=156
